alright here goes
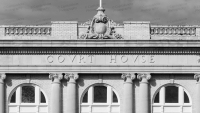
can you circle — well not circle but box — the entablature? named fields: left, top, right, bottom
left=1, top=40, right=200, bottom=47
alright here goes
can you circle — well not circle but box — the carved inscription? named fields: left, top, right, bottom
left=110, top=55, right=155, bottom=63
left=47, top=55, right=155, bottom=64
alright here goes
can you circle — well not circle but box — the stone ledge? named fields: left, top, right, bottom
left=0, top=40, right=200, bottom=47
left=51, top=21, right=78, bottom=24
left=123, top=21, right=150, bottom=24
left=0, top=65, right=198, bottom=73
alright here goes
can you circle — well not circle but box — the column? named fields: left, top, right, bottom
left=0, top=73, right=6, bottom=113
left=194, top=74, right=200, bottom=113
left=137, top=73, right=151, bottom=113
left=49, top=73, right=63, bottom=113
left=121, top=73, right=135, bottom=113
left=64, top=73, right=79, bottom=113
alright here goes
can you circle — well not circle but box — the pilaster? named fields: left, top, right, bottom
left=0, top=73, right=6, bottom=113
left=49, top=73, right=63, bottom=113
left=137, top=73, right=151, bottom=113
left=121, top=73, right=135, bottom=113
left=64, top=73, right=79, bottom=113
left=194, top=73, right=200, bottom=113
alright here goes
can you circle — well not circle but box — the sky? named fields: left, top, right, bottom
left=0, top=0, right=200, bottom=25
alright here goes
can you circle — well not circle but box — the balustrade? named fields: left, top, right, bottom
left=5, top=26, right=51, bottom=36
left=150, top=26, right=196, bottom=36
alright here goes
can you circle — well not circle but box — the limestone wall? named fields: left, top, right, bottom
left=4, top=73, right=197, bottom=113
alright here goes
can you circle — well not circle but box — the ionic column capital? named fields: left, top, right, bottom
left=137, top=73, right=151, bottom=83
left=121, top=73, right=135, bottom=83
left=0, top=73, right=6, bottom=83
left=49, top=73, right=63, bottom=84
left=194, top=73, right=200, bottom=83
left=64, top=73, right=79, bottom=83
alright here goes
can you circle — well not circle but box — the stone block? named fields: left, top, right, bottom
left=51, top=21, right=78, bottom=40
left=123, top=21, right=150, bottom=40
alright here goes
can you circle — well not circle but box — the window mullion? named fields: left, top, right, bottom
left=16, top=87, right=21, bottom=113
left=107, top=86, right=112, bottom=104
left=179, top=86, right=184, bottom=113
left=179, top=86, right=184, bottom=105
left=107, top=86, right=112, bottom=113
left=88, top=86, right=93, bottom=113
left=16, top=86, right=21, bottom=105
left=160, top=87, right=165, bottom=105
left=35, top=86, right=40, bottom=105
left=88, top=86, right=93, bottom=105
left=160, top=87, right=165, bottom=113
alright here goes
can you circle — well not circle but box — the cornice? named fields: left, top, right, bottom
left=0, top=65, right=199, bottom=73
left=1, top=40, right=200, bottom=47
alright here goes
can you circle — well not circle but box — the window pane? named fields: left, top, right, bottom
left=10, top=91, right=16, bottom=103
left=82, top=91, right=88, bottom=103
left=40, top=91, right=46, bottom=103
left=165, top=86, right=178, bottom=103
left=113, top=91, right=118, bottom=103
left=184, top=91, right=189, bottom=103
left=154, top=92, right=159, bottom=103
left=22, top=86, right=35, bottom=103
left=94, top=86, right=107, bottom=103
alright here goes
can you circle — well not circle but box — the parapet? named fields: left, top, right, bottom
left=1, top=5, right=200, bottom=40
left=1, top=22, right=200, bottom=40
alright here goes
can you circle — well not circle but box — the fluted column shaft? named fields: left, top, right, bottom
left=121, top=73, right=135, bottom=113
left=137, top=73, right=151, bottom=113
left=0, top=73, right=6, bottom=113
left=194, top=74, right=200, bottom=113
left=64, top=73, right=79, bottom=113
left=49, top=73, right=63, bottom=113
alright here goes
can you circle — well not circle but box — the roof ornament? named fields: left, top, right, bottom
left=79, top=0, right=123, bottom=39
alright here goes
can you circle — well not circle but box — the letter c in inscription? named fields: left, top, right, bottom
left=47, top=56, right=54, bottom=63
left=58, top=55, right=65, bottom=63
left=121, top=55, right=128, bottom=63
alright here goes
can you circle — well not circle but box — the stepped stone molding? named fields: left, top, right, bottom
left=150, top=25, right=196, bottom=36
left=5, top=26, right=51, bottom=36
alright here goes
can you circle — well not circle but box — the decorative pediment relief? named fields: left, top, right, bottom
left=79, top=7, right=123, bottom=39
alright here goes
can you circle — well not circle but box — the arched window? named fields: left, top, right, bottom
left=153, top=85, right=192, bottom=113
left=81, top=85, right=120, bottom=113
left=8, top=84, right=48, bottom=113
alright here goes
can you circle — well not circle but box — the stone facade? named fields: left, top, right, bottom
left=0, top=4, right=200, bottom=113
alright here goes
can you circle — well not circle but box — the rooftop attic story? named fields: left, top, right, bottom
left=0, top=0, right=200, bottom=40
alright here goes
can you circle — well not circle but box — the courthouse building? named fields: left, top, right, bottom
left=1, top=3, right=200, bottom=113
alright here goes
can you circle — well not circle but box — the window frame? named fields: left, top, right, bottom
left=152, top=84, right=192, bottom=113
left=8, top=84, right=48, bottom=113
left=81, top=84, right=120, bottom=113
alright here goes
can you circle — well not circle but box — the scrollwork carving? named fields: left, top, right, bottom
left=79, top=6, right=123, bottom=39
left=137, top=73, right=151, bottom=81
left=64, top=73, right=79, bottom=81
left=121, top=73, right=136, bottom=80
left=49, top=73, right=63, bottom=83
left=0, top=73, right=6, bottom=80
left=194, top=73, right=200, bottom=82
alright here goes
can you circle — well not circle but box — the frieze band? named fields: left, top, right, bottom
left=1, top=47, right=200, bottom=54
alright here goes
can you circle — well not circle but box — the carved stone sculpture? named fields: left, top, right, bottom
left=79, top=6, right=123, bottom=39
